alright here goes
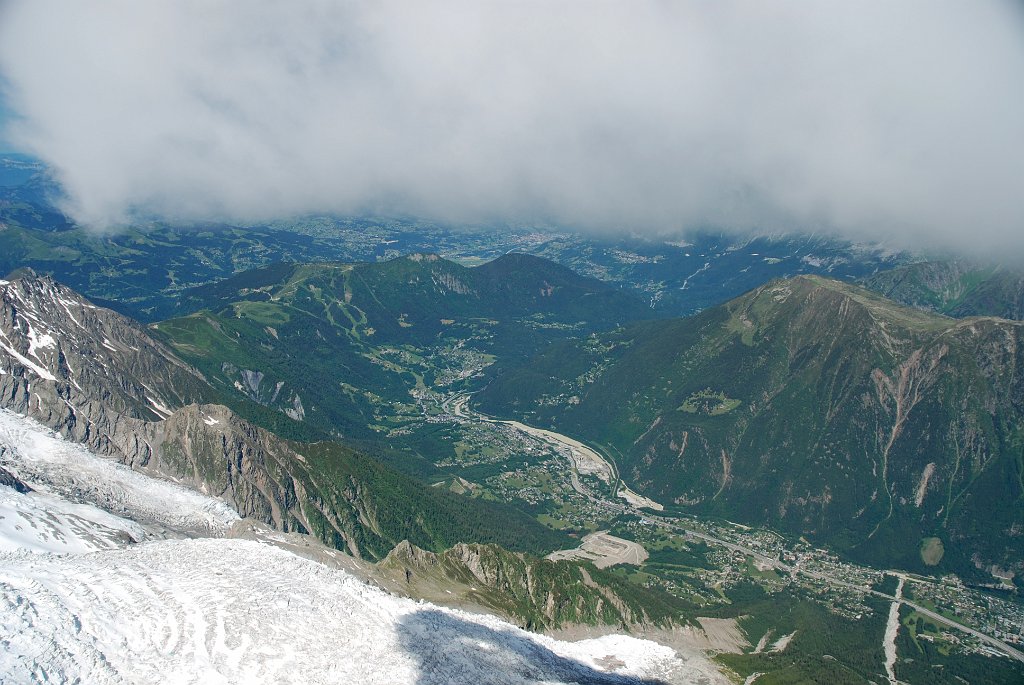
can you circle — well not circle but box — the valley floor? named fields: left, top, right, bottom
left=430, top=393, right=1024, bottom=682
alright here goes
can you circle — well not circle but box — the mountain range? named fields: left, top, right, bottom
left=2, top=242, right=1023, bottom=683
left=0, top=263, right=723, bottom=646
left=150, top=252, right=647, bottom=443
left=0, top=154, right=912, bottom=322
left=7, top=254, right=1022, bottom=579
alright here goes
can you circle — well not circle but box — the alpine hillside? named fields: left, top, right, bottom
left=152, top=253, right=649, bottom=441
left=862, top=259, right=1024, bottom=321
left=478, top=275, right=1024, bottom=578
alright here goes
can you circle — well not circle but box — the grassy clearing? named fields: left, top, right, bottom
left=920, top=536, right=945, bottom=566
left=232, top=301, right=291, bottom=325
left=679, top=389, right=742, bottom=415
left=537, top=513, right=573, bottom=530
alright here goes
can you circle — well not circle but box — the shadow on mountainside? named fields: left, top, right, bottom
left=396, top=608, right=671, bottom=685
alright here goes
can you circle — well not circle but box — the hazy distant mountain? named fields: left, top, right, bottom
left=862, top=260, right=1024, bottom=321
left=0, top=161, right=913, bottom=323
left=525, top=232, right=911, bottom=315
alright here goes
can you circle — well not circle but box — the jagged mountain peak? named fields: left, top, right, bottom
left=0, top=270, right=210, bottom=421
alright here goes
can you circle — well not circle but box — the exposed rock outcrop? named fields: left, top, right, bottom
left=378, top=540, right=688, bottom=631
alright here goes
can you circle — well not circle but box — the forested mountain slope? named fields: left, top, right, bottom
left=153, top=253, right=648, bottom=439
left=479, top=276, right=1024, bottom=577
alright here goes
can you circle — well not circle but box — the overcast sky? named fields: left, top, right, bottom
left=0, top=1, right=1022, bottom=253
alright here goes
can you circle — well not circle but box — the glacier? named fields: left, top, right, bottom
left=0, top=409, right=724, bottom=684
left=0, top=408, right=239, bottom=538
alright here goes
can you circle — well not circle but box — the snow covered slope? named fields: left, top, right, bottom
left=0, top=539, right=703, bottom=684
left=0, top=484, right=143, bottom=554
left=0, top=408, right=239, bottom=538
left=0, top=409, right=726, bottom=684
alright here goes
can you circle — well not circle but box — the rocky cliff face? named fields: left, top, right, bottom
left=0, top=268, right=211, bottom=421
left=377, top=540, right=688, bottom=631
left=0, top=270, right=356, bottom=546
left=0, top=268, right=213, bottom=462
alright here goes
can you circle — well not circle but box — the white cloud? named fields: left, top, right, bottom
left=0, top=1, right=1022, bottom=254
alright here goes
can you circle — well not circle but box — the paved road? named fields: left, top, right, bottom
left=651, top=516, right=1024, bottom=664
left=895, top=595, right=1024, bottom=664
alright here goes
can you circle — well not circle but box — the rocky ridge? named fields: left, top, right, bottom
left=377, top=540, right=690, bottom=631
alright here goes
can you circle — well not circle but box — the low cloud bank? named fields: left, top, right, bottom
left=0, top=1, right=1022, bottom=254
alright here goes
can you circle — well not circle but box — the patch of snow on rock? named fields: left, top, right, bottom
left=26, top=327, right=56, bottom=357
left=0, top=331, right=57, bottom=381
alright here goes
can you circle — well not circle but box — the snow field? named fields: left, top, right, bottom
left=0, top=408, right=717, bottom=684
left=0, top=408, right=238, bottom=537
left=0, top=539, right=685, bottom=684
